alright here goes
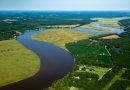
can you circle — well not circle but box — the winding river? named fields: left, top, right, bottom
left=0, top=21, right=124, bottom=90
left=0, top=30, right=74, bottom=90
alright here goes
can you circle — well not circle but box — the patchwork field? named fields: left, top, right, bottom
left=0, top=40, right=40, bottom=87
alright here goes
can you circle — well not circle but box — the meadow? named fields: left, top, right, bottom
left=32, top=29, right=94, bottom=50
left=0, top=40, right=40, bottom=86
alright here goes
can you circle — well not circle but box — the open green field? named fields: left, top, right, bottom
left=0, top=40, right=40, bottom=87
left=32, top=29, right=94, bottom=50
left=77, top=65, right=111, bottom=80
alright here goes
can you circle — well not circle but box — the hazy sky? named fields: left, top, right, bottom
left=0, top=0, right=130, bottom=11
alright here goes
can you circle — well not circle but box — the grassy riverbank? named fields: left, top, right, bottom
left=0, top=40, right=40, bottom=87
left=32, top=29, right=94, bottom=50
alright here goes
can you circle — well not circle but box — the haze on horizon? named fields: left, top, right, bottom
left=0, top=0, right=130, bottom=11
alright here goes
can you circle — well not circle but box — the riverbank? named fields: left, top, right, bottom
left=0, top=40, right=40, bottom=87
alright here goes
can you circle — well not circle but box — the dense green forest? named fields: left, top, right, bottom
left=52, top=19, right=130, bottom=90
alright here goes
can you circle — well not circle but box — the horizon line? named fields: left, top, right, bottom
left=0, top=10, right=130, bottom=12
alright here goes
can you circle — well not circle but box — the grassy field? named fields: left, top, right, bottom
left=0, top=40, right=40, bottom=87
left=77, top=65, right=111, bottom=80
left=32, top=29, right=94, bottom=50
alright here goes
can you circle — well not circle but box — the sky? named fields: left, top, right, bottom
left=0, top=0, right=130, bottom=11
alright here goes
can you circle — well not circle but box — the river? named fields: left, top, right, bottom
left=0, top=22, right=124, bottom=90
